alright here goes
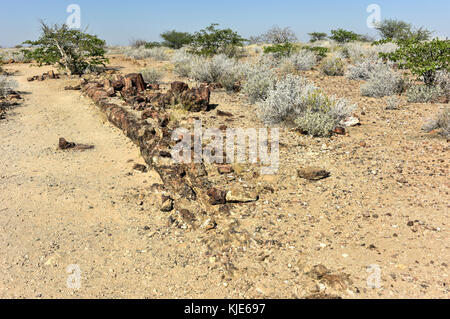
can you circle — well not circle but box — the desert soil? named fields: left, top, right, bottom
left=0, top=59, right=448, bottom=299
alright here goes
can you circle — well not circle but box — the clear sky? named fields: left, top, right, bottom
left=1, top=0, right=449, bottom=47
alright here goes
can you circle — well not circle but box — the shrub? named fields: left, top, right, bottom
left=130, top=39, right=148, bottom=48
left=144, top=42, right=162, bottom=49
left=160, top=30, right=192, bottom=49
left=385, top=96, right=402, bottom=110
left=125, top=47, right=169, bottom=61
left=320, top=55, right=345, bottom=76
left=380, top=38, right=449, bottom=85
left=345, top=59, right=391, bottom=81
left=261, top=26, right=298, bottom=44
left=141, top=68, right=163, bottom=84
left=0, top=50, right=32, bottom=63
left=258, top=75, right=316, bottom=124
left=282, top=50, right=317, bottom=71
left=360, top=66, right=404, bottom=98
left=435, top=70, right=450, bottom=99
left=328, top=97, right=357, bottom=123
left=171, top=48, right=196, bottom=77
left=422, top=106, right=450, bottom=138
left=308, top=32, right=328, bottom=43
left=375, top=19, right=432, bottom=41
left=257, top=75, right=356, bottom=137
left=330, top=29, right=361, bottom=43
left=23, top=22, right=108, bottom=75
left=294, top=111, right=336, bottom=137
left=190, top=54, right=241, bottom=90
left=263, top=42, right=297, bottom=58
left=189, top=23, right=246, bottom=57
left=406, top=85, right=443, bottom=103
left=242, top=63, right=276, bottom=103
left=305, top=46, right=329, bottom=60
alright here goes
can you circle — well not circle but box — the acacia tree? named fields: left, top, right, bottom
left=308, top=32, right=328, bottom=43
left=375, top=19, right=432, bottom=41
left=160, top=30, right=192, bottom=49
left=23, top=22, right=108, bottom=74
left=189, top=23, right=246, bottom=57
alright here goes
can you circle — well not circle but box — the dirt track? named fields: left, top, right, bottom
left=0, top=64, right=225, bottom=298
left=0, top=62, right=449, bottom=299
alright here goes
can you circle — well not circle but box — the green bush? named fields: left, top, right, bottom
left=308, top=32, right=328, bottom=43
left=380, top=38, right=450, bottom=85
left=305, top=46, right=329, bottom=60
left=294, top=111, right=336, bottom=137
left=141, top=68, right=163, bottom=84
left=263, top=42, right=297, bottom=58
left=330, top=29, right=360, bottom=43
left=375, top=19, right=432, bottom=41
left=406, top=85, right=443, bottom=103
left=144, top=42, right=162, bottom=49
left=160, top=30, right=192, bottom=49
left=320, top=55, right=345, bottom=76
left=23, top=22, right=108, bottom=75
left=188, top=23, right=246, bottom=57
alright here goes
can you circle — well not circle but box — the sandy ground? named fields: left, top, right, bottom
left=0, top=60, right=448, bottom=299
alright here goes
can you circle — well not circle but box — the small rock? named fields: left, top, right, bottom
left=217, top=165, right=233, bottom=174
left=225, top=186, right=259, bottom=203
left=133, top=163, right=148, bottom=173
left=207, top=188, right=227, bottom=205
left=160, top=196, right=174, bottom=212
left=333, top=126, right=346, bottom=135
left=297, top=167, right=330, bottom=181
left=340, top=116, right=360, bottom=127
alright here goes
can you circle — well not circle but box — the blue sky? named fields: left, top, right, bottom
left=1, top=0, right=449, bottom=47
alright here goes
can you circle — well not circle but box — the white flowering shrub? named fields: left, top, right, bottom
left=125, top=47, right=169, bottom=61
left=361, top=66, right=404, bottom=98
left=435, top=70, right=450, bottom=98
left=294, top=111, right=336, bottom=137
left=282, top=50, right=317, bottom=71
left=341, top=42, right=397, bottom=64
left=406, top=85, right=443, bottom=103
left=141, top=68, right=163, bottom=84
left=345, top=59, right=388, bottom=81
left=190, top=54, right=242, bottom=91
left=422, top=106, right=449, bottom=138
left=257, top=74, right=356, bottom=135
left=328, top=97, right=357, bottom=123
left=171, top=48, right=196, bottom=77
left=0, top=49, right=31, bottom=63
left=242, top=63, right=277, bottom=103
left=258, top=75, right=313, bottom=124
left=385, top=96, right=402, bottom=110
left=320, top=55, right=345, bottom=76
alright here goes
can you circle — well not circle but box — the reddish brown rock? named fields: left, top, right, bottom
left=207, top=188, right=227, bottom=205
left=124, top=73, right=146, bottom=92
left=333, top=126, right=346, bottom=135
left=170, top=81, right=189, bottom=93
